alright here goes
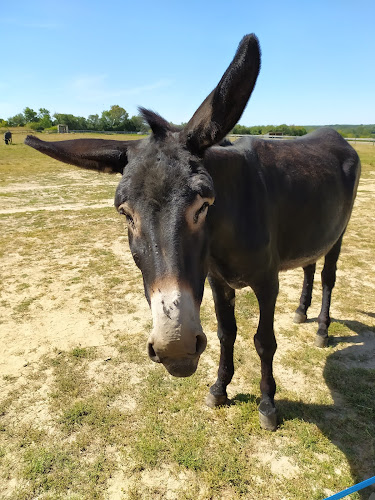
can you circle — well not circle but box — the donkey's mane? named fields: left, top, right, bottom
left=138, top=107, right=182, bottom=138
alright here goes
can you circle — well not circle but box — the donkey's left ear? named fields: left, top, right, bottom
left=180, top=34, right=261, bottom=154
left=25, top=136, right=137, bottom=174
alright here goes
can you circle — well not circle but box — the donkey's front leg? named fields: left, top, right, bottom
left=253, top=276, right=279, bottom=431
left=206, top=275, right=237, bottom=408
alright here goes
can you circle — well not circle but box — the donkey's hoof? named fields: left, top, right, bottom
left=294, top=311, right=307, bottom=324
left=315, top=333, right=329, bottom=348
left=258, top=400, right=277, bottom=431
left=206, top=393, right=229, bottom=408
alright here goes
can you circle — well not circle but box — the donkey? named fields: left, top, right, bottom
left=25, top=34, right=360, bottom=430
left=4, top=131, right=12, bottom=145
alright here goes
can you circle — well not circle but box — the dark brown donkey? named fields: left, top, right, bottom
left=25, top=34, right=360, bottom=431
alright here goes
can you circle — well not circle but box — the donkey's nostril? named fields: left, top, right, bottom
left=147, top=341, right=161, bottom=363
left=195, top=333, right=207, bottom=356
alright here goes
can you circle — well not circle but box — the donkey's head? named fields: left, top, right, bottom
left=25, top=34, right=260, bottom=377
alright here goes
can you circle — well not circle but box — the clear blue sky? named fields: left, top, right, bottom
left=1, top=0, right=374, bottom=126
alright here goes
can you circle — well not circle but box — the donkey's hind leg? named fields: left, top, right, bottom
left=294, top=263, right=316, bottom=324
left=315, top=235, right=344, bottom=347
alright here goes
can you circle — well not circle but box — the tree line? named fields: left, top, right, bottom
left=305, top=124, right=375, bottom=139
left=1, top=106, right=374, bottom=138
left=0, top=105, right=148, bottom=133
left=232, top=123, right=375, bottom=138
left=232, top=124, right=308, bottom=136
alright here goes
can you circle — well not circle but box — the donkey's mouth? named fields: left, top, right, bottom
left=161, top=356, right=200, bottom=377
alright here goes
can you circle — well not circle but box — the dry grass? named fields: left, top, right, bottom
left=0, top=137, right=374, bottom=499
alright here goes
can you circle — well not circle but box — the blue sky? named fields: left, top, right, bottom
left=1, top=0, right=374, bottom=126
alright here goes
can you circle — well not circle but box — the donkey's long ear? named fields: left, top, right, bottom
left=25, top=136, right=137, bottom=174
left=181, top=34, right=260, bottom=153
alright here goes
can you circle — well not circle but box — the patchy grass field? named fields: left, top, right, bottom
left=0, top=134, right=374, bottom=499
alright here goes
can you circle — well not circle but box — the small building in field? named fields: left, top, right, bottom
left=57, top=124, right=68, bottom=133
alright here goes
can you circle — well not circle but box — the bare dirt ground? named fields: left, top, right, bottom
left=0, top=172, right=140, bottom=378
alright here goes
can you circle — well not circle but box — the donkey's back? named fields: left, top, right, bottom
left=230, top=128, right=360, bottom=271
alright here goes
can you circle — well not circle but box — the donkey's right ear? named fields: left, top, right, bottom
left=180, top=34, right=261, bottom=154
left=25, top=136, right=137, bottom=174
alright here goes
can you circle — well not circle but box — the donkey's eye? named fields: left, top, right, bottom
left=119, top=207, right=135, bottom=228
left=193, top=202, right=209, bottom=224
left=125, top=214, right=134, bottom=226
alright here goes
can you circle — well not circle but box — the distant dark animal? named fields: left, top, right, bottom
left=4, top=131, right=12, bottom=145
left=25, top=34, right=360, bottom=430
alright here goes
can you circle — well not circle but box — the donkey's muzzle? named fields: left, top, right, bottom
left=147, top=331, right=207, bottom=377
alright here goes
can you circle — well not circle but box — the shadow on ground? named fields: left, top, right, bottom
left=235, top=314, right=375, bottom=499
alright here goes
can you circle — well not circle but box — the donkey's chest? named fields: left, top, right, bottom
left=208, top=232, right=275, bottom=289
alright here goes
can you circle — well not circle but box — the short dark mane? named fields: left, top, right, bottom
left=138, top=107, right=181, bottom=137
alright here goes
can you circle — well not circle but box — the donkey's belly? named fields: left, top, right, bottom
left=279, top=248, right=331, bottom=271
left=277, top=217, right=347, bottom=271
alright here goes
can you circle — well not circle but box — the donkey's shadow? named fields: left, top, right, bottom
left=235, top=314, right=375, bottom=499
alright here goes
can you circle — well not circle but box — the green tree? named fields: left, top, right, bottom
left=38, top=108, right=50, bottom=118
left=292, top=126, right=307, bottom=136
left=28, top=121, right=44, bottom=131
left=87, top=114, right=101, bottom=130
left=232, top=124, right=251, bottom=134
left=126, top=115, right=148, bottom=133
left=53, top=113, right=87, bottom=130
left=37, top=108, right=52, bottom=129
left=100, top=105, right=128, bottom=131
left=23, top=107, right=38, bottom=123
left=7, top=113, right=26, bottom=127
